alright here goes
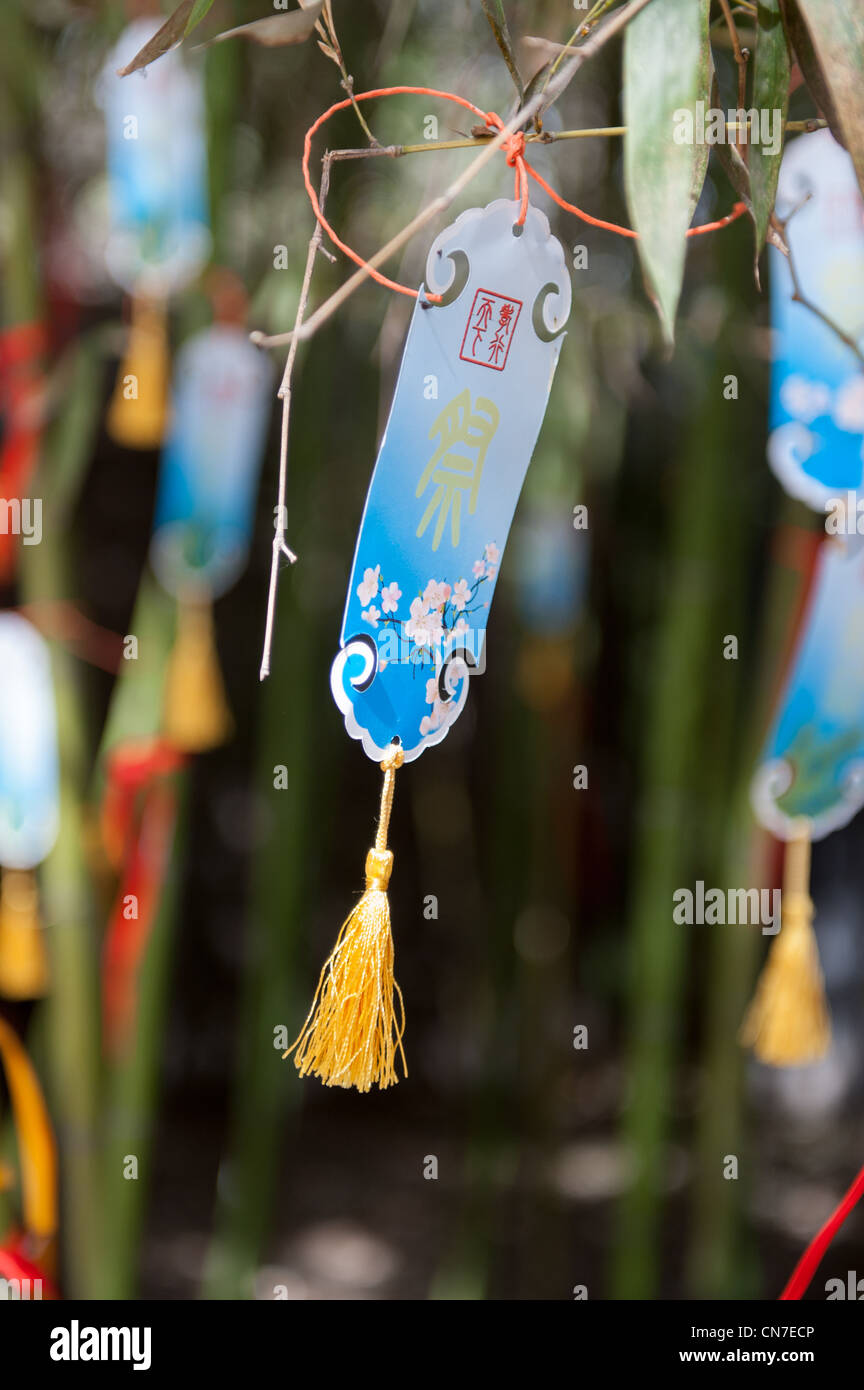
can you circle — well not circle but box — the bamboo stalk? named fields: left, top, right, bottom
left=202, top=332, right=336, bottom=1296
left=88, top=574, right=181, bottom=1298
left=201, top=587, right=315, bottom=1299
left=97, top=773, right=189, bottom=1300
left=681, top=423, right=758, bottom=1300
left=610, top=365, right=736, bottom=1300
left=18, top=342, right=105, bottom=1299
left=686, top=496, right=810, bottom=1298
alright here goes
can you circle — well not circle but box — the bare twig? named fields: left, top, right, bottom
left=315, top=0, right=379, bottom=145
left=718, top=0, right=749, bottom=157
left=783, top=194, right=864, bottom=368
left=542, top=0, right=619, bottom=93
left=258, top=157, right=333, bottom=681
left=251, top=0, right=656, bottom=352
left=319, top=117, right=823, bottom=164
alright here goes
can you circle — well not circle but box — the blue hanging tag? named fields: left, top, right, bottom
left=150, top=325, right=274, bottom=600
left=767, top=129, right=864, bottom=509
left=97, top=19, right=210, bottom=295
left=0, top=616, right=59, bottom=871
left=752, top=541, right=864, bottom=840
left=330, top=199, right=571, bottom=762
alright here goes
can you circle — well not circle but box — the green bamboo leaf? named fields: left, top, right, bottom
left=480, top=0, right=524, bottom=104
left=750, top=1, right=790, bottom=259
left=624, top=0, right=712, bottom=346
left=185, top=0, right=216, bottom=36
left=779, top=0, right=846, bottom=152
left=793, top=0, right=864, bottom=200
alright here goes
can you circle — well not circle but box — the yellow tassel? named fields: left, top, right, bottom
left=285, top=745, right=406, bottom=1092
left=0, top=869, right=50, bottom=1001
left=0, top=1016, right=58, bottom=1242
left=162, top=595, right=233, bottom=753
left=739, top=825, right=830, bottom=1065
left=106, top=294, right=170, bottom=449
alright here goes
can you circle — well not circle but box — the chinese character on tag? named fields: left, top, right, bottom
left=415, top=390, right=500, bottom=550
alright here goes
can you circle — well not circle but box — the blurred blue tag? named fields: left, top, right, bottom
left=0, top=615, right=59, bottom=870
left=331, top=199, right=571, bottom=762
left=151, top=326, right=273, bottom=600
left=767, top=130, right=864, bottom=509
left=98, top=19, right=210, bottom=294
left=752, top=542, right=864, bottom=840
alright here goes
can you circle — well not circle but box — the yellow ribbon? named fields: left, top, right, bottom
left=0, top=1017, right=58, bottom=1240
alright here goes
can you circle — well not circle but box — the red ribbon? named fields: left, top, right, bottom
left=100, top=739, right=186, bottom=1055
left=780, top=1161, right=864, bottom=1299
left=0, top=1235, right=58, bottom=1298
left=0, top=322, right=45, bottom=584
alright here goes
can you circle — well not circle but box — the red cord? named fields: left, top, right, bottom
left=301, top=87, right=749, bottom=303
left=302, top=87, right=486, bottom=303
left=779, top=1160, right=864, bottom=1299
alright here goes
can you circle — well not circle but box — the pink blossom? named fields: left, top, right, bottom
left=423, top=579, right=451, bottom=610
left=357, top=565, right=380, bottom=606
left=380, top=580, right=402, bottom=614
left=452, top=578, right=471, bottom=611
left=404, top=596, right=430, bottom=643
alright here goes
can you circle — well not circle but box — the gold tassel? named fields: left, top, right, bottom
left=106, top=294, right=170, bottom=449
left=0, top=869, right=50, bottom=1001
left=0, top=1015, right=58, bottom=1244
left=162, top=595, right=233, bottom=753
left=739, top=824, right=830, bottom=1065
left=285, top=744, right=406, bottom=1092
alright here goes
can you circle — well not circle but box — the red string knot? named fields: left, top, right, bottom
left=505, top=130, right=526, bottom=167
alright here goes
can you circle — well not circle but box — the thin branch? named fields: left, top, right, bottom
left=718, top=0, right=749, bottom=157
left=543, top=0, right=619, bottom=91
left=783, top=194, right=864, bottom=369
left=251, top=0, right=656, bottom=352
left=319, top=116, right=823, bottom=163
left=316, top=0, right=379, bottom=145
left=258, top=156, right=333, bottom=681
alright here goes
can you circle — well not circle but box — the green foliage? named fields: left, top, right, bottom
left=750, top=0, right=790, bottom=257
left=623, top=0, right=712, bottom=346
left=185, top=0, right=217, bottom=36
left=480, top=0, right=524, bottom=103
left=792, top=0, right=864, bottom=200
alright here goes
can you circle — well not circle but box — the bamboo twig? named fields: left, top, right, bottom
left=718, top=0, right=749, bottom=157
left=258, top=157, right=333, bottom=681
left=542, top=0, right=619, bottom=92
left=783, top=195, right=864, bottom=368
left=322, top=117, right=823, bottom=163
left=250, top=0, right=656, bottom=354
left=316, top=0, right=378, bottom=146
